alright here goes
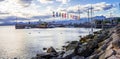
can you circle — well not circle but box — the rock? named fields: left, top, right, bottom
left=70, top=41, right=78, bottom=44
left=62, top=49, right=74, bottom=58
left=31, top=57, right=36, bottom=59
left=14, top=58, right=17, bottom=59
left=112, top=33, right=120, bottom=49
left=31, top=47, right=58, bottom=59
left=94, top=34, right=106, bottom=43
left=104, top=38, right=113, bottom=45
left=33, top=53, right=51, bottom=59
left=43, top=47, right=47, bottom=50
left=74, top=44, right=86, bottom=55
left=47, top=47, right=57, bottom=54
left=66, top=41, right=71, bottom=43
left=87, top=40, right=98, bottom=49
left=57, top=51, right=65, bottom=58
left=115, top=27, right=120, bottom=34
left=107, top=55, right=120, bottom=59
left=74, top=43, right=95, bottom=57
left=106, top=44, right=113, bottom=50
left=104, top=49, right=116, bottom=59
left=72, top=55, right=85, bottom=59
left=100, top=44, right=108, bottom=50
left=32, top=25, right=120, bottom=59
left=80, top=38, right=87, bottom=43
left=93, top=31, right=101, bottom=34
left=65, top=41, right=78, bottom=51
left=114, top=49, right=120, bottom=55
left=99, top=52, right=106, bottom=59
left=51, top=57, right=58, bottom=59
left=88, top=54, right=99, bottom=59
left=87, top=34, right=94, bottom=39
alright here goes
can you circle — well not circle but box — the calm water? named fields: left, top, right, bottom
left=0, top=26, right=100, bottom=59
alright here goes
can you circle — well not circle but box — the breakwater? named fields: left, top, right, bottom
left=32, top=24, right=120, bottom=59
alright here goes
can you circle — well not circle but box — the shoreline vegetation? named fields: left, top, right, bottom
left=32, top=24, right=120, bottom=59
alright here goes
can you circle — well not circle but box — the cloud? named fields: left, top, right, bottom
left=56, top=0, right=70, bottom=4
left=0, top=0, right=33, bottom=7
left=0, top=0, right=115, bottom=19
left=18, top=0, right=33, bottom=7
left=39, top=0, right=54, bottom=4
left=0, top=0, right=43, bottom=17
left=0, top=0, right=4, bottom=2
left=67, top=2, right=113, bottom=14
left=92, top=2, right=113, bottom=11
left=0, top=11, right=9, bottom=14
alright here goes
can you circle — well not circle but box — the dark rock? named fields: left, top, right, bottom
left=32, top=47, right=58, bottom=59
left=43, top=47, right=47, bottom=50
left=66, top=41, right=70, bottom=43
left=57, top=51, right=65, bottom=58
left=70, top=41, right=78, bottom=44
left=14, top=58, right=17, bottom=59
left=47, top=47, right=57, bottom=54
left=99, top=44, right=108, bottom=51
left=35, top=53, right=57, bottom=59
left=88, top=54, right=99, bottom=59
left=79, top=38, right=87, bottom=43
left=72, top=55, right=85, bottom=59
left=62, top=49, right=74, bottom=58
left=93, top=31, right=102, bottom=34
left=65, top=41, right=78, bottom=51
left=63, top=53, right=75, bottom=59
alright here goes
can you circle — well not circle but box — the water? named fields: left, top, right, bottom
left=0, top=26, right=100, bottom=59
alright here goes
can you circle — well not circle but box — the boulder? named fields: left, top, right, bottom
left=57, top=51, right=65, bottom=58
left=34, top=53, right=51, bottom=59
left=72, top=55, right=85, bottom=59
left=43, top=47, right=47, bottom=50
left=112, top=33, right=120, bottom=49
left=104, top=49, right=116, bottom=59
left=62, top=49, right=74, bottom=58
left=47, top=47, right=57, bottom=54
left=107, top=55, right=120, bottom=59
left=87, top=54, right=99, bottom=59
left=65, top=41, right=78, bottom=51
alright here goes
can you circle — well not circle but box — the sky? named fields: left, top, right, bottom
left=0, top=0, right=120, bottom=19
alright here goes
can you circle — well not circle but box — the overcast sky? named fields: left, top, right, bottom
left=0, top=0, right=120, bottom=18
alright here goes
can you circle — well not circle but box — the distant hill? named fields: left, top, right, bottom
left=0, top=15, right=119, bottom=26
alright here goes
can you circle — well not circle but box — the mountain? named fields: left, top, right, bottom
left=0, top=15, right=108, bottom=26
left=93, top=15, right=106, bottom=20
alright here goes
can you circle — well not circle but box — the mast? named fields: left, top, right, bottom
left=87, top=8, right=90, bottom=34
left=119, top=3, right=120, bottom=10
left=78, top=5, right=80, bottom=20
left=15, top=17, right=17, bottom=25
left=90, top=4, right=93, bottom=34
left=118, top=3, right=120, bottom=24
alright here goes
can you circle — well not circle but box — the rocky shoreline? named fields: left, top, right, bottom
left=32, top=25, right=120, bottom=59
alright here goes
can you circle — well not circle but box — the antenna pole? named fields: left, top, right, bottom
left=90, top=4, right=93, bottom=34
left=78, top=5, right=80, bottom=20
